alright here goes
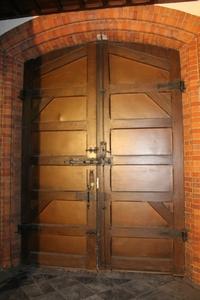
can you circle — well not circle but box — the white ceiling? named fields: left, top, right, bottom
left=0, top=1, right=199, bottom=36
left=158, top=1, right=200, bottom=16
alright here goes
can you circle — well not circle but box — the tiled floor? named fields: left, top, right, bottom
left=0, top=266, right=200, bottom=300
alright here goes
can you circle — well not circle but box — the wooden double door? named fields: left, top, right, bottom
left=22, top=42, right=184, bottom=274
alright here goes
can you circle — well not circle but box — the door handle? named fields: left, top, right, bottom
left=88, top=170, right=95, bottom=191
left=87, top=170, right=95, bottom=209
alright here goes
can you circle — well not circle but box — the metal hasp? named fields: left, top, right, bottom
left=157, top=80, right=186, bottom=92
left=64, top=141, right=112, bottom=165
left=64, top=157, right=112, bottom=165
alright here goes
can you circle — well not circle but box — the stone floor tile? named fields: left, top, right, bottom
left=85, top=295, right=104, bottom=300
left=157, top=280, right=200, bottom=300
left=1, top=266, right=200, bottom=300
left=99, top=287, right=134, bottom=300
left=136, top=273, right=174, bottom=287
left=79, top=276, right=131, bottom=293
left=50, top=276, right=80, bottom=289
left=21, top=283, right=43, bottom=298
left=30, top=291, right=65, bottom=300
left=36, top=280, right=55, bottom=294
left=59, top=283, right=95, bottom=300
left=0, top=288, right=29, bottom=300
left=0, top=290, right=13, bottom=300
left=138, top=290, right=181, bottom=300
left=120, top=279, right=154, bottom=297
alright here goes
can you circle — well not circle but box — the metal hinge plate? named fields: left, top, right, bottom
left=157, top=80, right=186, bottom=92
left=169, top=228, right=188, bottom=242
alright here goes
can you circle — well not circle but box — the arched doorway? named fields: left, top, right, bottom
left=21, top=41, right=184, bottom=274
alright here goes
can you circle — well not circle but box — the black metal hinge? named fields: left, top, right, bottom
left=19, top=89, right=40, bottom=100
left=19, top=89, right=31, bottom=100
left=17, top=223, right=38, bottom=233
left=169, top=228, right=188, bottom=242
left=157, top=80, right=186, bottom=93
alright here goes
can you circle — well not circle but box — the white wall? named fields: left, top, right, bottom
left=0, top=17, right=34, bottom=36
left=158, top=1, right=200, bottom=16
left=0, top=1, right=199, bottom=36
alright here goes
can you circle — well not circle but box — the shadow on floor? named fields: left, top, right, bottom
left=0, top=266, right=200, bottom=300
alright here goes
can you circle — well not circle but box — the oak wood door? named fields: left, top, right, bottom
left=22, top=45, right=97, bottom=269
left=22, top=42, right=184, bottom=274
left=100, top=43, right=184, bottom=274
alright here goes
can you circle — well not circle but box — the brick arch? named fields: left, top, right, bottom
left=0, top=6, right=200, bottom=286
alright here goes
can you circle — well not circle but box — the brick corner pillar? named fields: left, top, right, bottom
left=0, top=49, right=23, bottom=268
left=180, top=34, right=200, bottom=285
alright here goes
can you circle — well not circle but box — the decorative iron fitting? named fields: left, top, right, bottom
left=169, top=228, right=188, bottom=242
left=157, top=80, right=186, bottom=92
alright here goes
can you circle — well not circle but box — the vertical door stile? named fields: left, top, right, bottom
left=21, top=59, right=35, bottom=261
left=102, top=43, right=112, bottom=269
left=96, top=42, right=106, bottom=268
left=169, top=50, right=185, bottom=274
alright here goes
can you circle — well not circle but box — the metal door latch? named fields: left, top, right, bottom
left=86, top=229, right=97, bottom=235
left=64, top=157, right=112, bottom=166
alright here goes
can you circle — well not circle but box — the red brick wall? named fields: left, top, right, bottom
left=0, top=5, right=200, bottom=285
left=180, top=36, right=200, bottom=284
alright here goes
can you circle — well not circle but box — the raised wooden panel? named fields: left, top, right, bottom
left=32, top=131, right=87, bottom=156
left=111, top=166, right=173, bottom=192
left=32, top=166, right=86, bottom=190
left=110, top=94, right=169, bottom=119
left=112, top=202, right=167, bottom=227
left=37, top=97, right=87, bottom=122
left=40, top=57, right=87, bottom=89
left=111, top=128, right=172, bottom=155
left=38, top=200, right=87, bottom=225
left=30, top=252, right=86, bottom=268
left=111, top=257, right=172, bottom=272
left=109, top=55, right=169, bottom=85
left=112, top=238, right=172, bottom=258
left=30, top=234, right=87, bottom=255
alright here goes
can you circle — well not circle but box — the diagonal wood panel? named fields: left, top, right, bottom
left=148, top=202, right=173, bottom=226
left=32, top=97, right=54, bottom=121
left=147, top=91, right=172, bottom=116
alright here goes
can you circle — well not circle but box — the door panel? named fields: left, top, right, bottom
left=111, top=128, right=172, bottom=155
left=32, top=166, right=87, bottom=190
left=110, top=93, right=170, bottom=119
left=112, top=202, right=167, bottom=227
left=38, top=201, right=87, bottom=225
left=102, top=44, right=184, bottom=273
left=39, top=57, right=87, bottom=88
left=29, top=234, right=87, bottom=255
left=112, top=238, right=172, bottom=258
left=111, top=166, right=173, bottom=192
left=22, top=45, right=97, bottom=269
left=37, top=97, right=87, bottom=122
left=109, top=55, right=169, bottom=85
left=22, top=42, right=184, bottom=274
left=32, top=131, right=87, bottom=156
